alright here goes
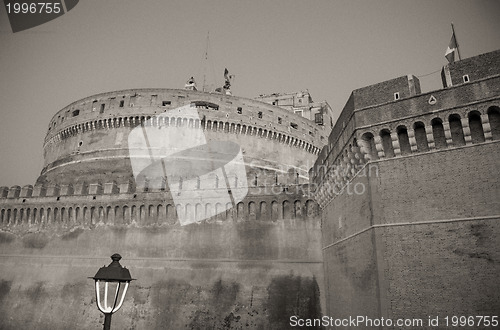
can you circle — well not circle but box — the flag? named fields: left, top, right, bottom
left=445, top=31, right=458, bottom=63
left=224, top=68, right=229, bottom=81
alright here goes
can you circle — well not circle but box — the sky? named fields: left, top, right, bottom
left=0, top=0, right=499, bottom=187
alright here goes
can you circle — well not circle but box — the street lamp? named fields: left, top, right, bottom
left=91, top=254, right=135, bottom=330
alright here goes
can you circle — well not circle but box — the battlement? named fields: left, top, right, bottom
left=45, top=88, right=326, bottom=144
left=2, top=168, right=315, bottom=200
left=441, top=49, right=500, bottom=87
left=0, top=181, right=318, bottom=232
left=311, top=50, right=500, bottom=207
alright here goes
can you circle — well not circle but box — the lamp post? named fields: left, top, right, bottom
left=90, top=254, right=135, bottom=330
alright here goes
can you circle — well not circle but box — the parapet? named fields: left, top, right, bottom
left=0, top=168, right=312, bottom=200
left=0, top=180, right=319, bottom=230
left=310, top=49, right=500, bottom=208
left=348, top=75, right=421, bottom=111
left=441, top=49, right=500, bottom=88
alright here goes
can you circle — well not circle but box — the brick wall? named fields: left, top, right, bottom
left=321, top=141, right=500, bottom=328
left=442, top=49, right=500, bottom=87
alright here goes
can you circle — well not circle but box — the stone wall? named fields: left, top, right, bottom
left=320, top=139, right=500, bottom=329
left=0, top=187, right=324, bottom=330
left=39, top=89, right=325, bottom=187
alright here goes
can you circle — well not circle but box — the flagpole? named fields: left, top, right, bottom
left=451, top=23, right=461, bottom=60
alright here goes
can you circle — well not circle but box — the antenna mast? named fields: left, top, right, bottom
left=202, top=32, right=209, bottom=92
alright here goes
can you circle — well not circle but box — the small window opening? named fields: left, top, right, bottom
left=463, top=75, right=470, bottom=83
left=290, top=122, right=298, bottom=129
left=258, top=112, right=263, bottom=119
left=394, top=92, right=400, bottom=100
left=78, top=141, right=83, bottom=147
left=72, top=110, right=80, bottom=117
left=100, top=104, right=105, bottom=114
left=237, top=107, right=242, bottom=114
left=191, top=101, right=219, bottom=110
left=314, top=113, right=323, bottom=125
left=119, top=100, right=124, bottom=107
left=162, top=101, right=171, bottom=106
left=278, top=117, right=282, bottom=124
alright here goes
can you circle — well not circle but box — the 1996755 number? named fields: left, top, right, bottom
left=444, top=316, right=498, bottom=327
left=6, top=2, right=61, bottom=14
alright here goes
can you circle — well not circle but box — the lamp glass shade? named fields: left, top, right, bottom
left=95, top=280, right=129, bottom=314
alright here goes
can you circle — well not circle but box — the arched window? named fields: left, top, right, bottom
left=176, top=204, right=183, bottom=220
left=185, top=204, right=193, bottom=220
left=449, top=114, right=465, bottom=146
left=259, top=201, right=267, bottom=220
left=195, top=204, right=203, bottom=221
left=271, top=201, right=279, bottom=220
left=248, top=202, right=256, bottom=221
left=294, top=200, right=302, bottom=218
left=306, top=200, right=317, bottom=218
left=397, top=125, right=411, bottom=155
left=380, top=129, right=394, bottom=158
left=123, top=206, right=130, bottom=224
left=468, top=111, right=485, bottom=143
left=413, top=121, right=428, bottom=151
left=360, top=132, right=378, bottom=160
left=431, top=118, right=447, bottom=149
left=488, top=106, right=500, bottom=140
left=237, top=202, right=244, bottom=219
left=282, top=200, right=291, bottom=219
left=166, top=204, right=175, bottom=223
left=205, top=204, right=213, bottom=219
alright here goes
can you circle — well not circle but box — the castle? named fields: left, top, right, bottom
left=0, top=49, right=498, bottom=329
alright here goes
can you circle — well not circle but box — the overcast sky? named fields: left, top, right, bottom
left=1, top=0, right=499, bottom=187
